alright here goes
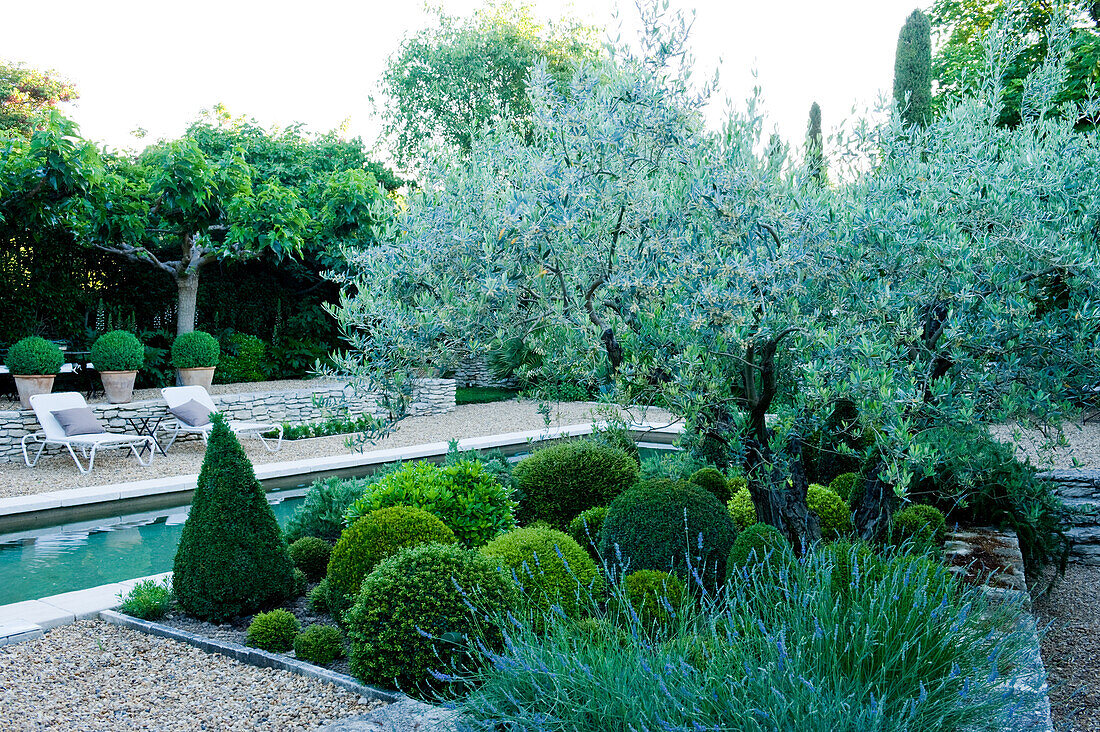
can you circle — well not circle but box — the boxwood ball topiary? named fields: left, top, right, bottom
left=727, top=486, right=757, bottom=531
left=726, top=522, right=794, bottom=582
left=288, top=537, right=332, bottom=581
left=600, top=478, right=736, bottom=587
left=328, top=506, right=456, bottom=600
left=512, top=440, right=638, bottom=528
left=344, top=542, right=518, bottom=690
left=621, top=569, right=686, bottom=631
left=171, top=330, right=220, bottom=369
left=294, top=624, right=344, bottom=665
left=173, top=414, right=297, bottom=622
left=481, top=526, right=602, bottom=619
left=689, top=467, right=730, bottom=503
left=246, top=609, right=300, bottom=652
left=890, top=503, right=948, bottom=550
left=807, top=483, right=853, bottom=539
left=567, top=506, right=608, bottom=557
left=4, top=336, right=64, bottom=375
left=90, top=330, right=144, bottom=371
left=828, top=472, right=861, bottom=502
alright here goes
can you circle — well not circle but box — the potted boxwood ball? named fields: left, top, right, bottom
left=91, top=330, right=145, bottom=404
left=171, top=331, right=220, bottom=388
left=5, top=336, right=64, bottom=408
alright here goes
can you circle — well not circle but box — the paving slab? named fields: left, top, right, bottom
left=0, top=599, right=75, bottom=629
left=0, top=621, right=43, bottom=646
left=38, top=582, right=132, bottom=619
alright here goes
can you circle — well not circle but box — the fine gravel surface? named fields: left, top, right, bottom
left=0, top=619, right=383, bottom=731
left=989, top=418, right=1100, bottom=469
left=0, top=398, right=676, bottom=498
left=1035, top=564, right=1100, bottom=732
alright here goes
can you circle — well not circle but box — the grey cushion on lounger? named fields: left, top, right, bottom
left=170, top=399, right=212, bottom=427
left=51, top=407, right=107, bottom=436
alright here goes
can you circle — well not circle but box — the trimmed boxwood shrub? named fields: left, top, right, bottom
left=288, top=537, right=332, bottom=581
left=90, top=330, right=144, bottom=371
left=567, top=506, right=608, bottom=557
left=247, top=609, right=300, bottom=652
left=294, top=624, right=344, bottom=665
left=171, top=330, right=220, bottom=368
left=727, top=486, right=757, bottom=531
left=292, top=567, right=308, bottom=597
left=599, top=478, right=736, bottom=587
left=890, top=503, right=948, bottom=551
left=345, top=543, right=518, bottom=690
left=512, top=440, right=638, bottom=528
left=481, top=526, right=602, bottom=619
left=726, top=522, right=794, bottom=582
left=689, top=467, right=730, bottom=503
left=621, top=569, right=686, bottom=631
left=591, top=427, right=640, bottom=464
left=5, top=336, right=64, bottom=375
left=173, top=414, right=297, bottom=622
left=807, top=483, right=853, bottom=539
left=307, top=578, right=331, bottom=614
left=328, top=506, right=457, bottom=600
left=344, top=460, right=516, bottom=548
left=829, top=472, right=861, bottom=503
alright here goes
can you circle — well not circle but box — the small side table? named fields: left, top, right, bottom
left=123, top=414, right=169, bottom=457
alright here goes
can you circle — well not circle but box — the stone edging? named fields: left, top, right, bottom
left=1037, top=468, right=1100, bottom=565
left=99, top=609, right=400, bottom=704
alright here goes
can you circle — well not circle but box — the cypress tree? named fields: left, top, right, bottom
left=173, top=413, right=297, bottom=621
left=806, top=102, right=825, bottom=186
left=893, top=9, right=932, bottom=127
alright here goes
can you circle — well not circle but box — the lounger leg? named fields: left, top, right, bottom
left=21, top=435, right=47, bottom=468
left=130, top=439, right=153, bottom=467
left=65, top=444, right=92, bottom=474
left=258, top=425, right=283, bottom=453
left=163, top=424, right=181, bottom=451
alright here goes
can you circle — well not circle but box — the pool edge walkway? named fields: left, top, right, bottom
left=0, top=421, right=683, bottom=519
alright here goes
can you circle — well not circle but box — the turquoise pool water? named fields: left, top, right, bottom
left=0, top=491, right=305, bottom=605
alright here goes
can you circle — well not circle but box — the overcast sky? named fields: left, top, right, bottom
left=1, top=0, right=927, bottom=162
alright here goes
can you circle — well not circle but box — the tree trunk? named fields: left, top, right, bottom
left=176, top=269, right=200, bottom=336
left=853, top=463, right=898, bottom=541
left=744, top=435, right=821, bottom=553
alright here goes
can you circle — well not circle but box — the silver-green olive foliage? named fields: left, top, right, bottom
left=333, top=6, right=1100, bottom=542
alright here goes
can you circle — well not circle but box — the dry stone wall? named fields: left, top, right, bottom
left=1040, top=468, right=1100, bottom=565
left=0, top=378, right=455, bottom=463
left=452, top=356, right=518, bottom=389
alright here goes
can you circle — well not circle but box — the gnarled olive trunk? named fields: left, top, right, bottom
left=745, top=435, right=821, bottom=552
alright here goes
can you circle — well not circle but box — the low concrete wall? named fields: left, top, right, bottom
left=1039, top=468, right=1100, bottom=565
left=0, top=378, right=456, bottom=463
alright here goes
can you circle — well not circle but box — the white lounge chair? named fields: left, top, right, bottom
left=161, top=385, right=282, bottom=453
left=22, top=392, right=155, bottom=474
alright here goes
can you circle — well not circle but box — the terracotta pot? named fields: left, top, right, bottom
left=177, top=367, right=215, bottom=389
left=14, top=374, right=56, bottom=409
left=100, top=370, right=138, bottom=404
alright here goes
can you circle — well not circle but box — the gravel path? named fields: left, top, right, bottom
left=0, top=619, right=382, bottom=731
left=0, top=399, right=676, bottom=498
left=989, top=419, right=1100, bottom=470
left=1034, top=564, right=1100, bottom=731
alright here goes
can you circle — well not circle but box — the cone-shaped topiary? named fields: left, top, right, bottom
left=173, top=413, right=297, bottom=622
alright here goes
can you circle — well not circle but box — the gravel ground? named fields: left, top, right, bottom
left=0, top=619, right=383, bottom=731
left=1035, top=564, right=1100, bottom=732
left=0, top=398, right=675, bottom=498
left=989, top=419, right=1100, bottom=469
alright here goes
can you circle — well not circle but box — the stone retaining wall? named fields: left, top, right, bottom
left=1039, top=468, right=1100, bottom=565
left=452, top=356, right=518, bottom=389
left=0, top=379, right=455, bottom=463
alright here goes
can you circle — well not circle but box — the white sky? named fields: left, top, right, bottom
left=0, top=0, right=926, bottom=164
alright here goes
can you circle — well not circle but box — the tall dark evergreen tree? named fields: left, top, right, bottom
left=173, top=414, right=297, bottom=621
left=894, top=10, right=933, bottom=127
left=806, top=102, right=825, bottom=186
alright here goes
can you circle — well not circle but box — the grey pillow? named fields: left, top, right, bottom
left=170, top=399, right=211, bottom=427
left=51, top=407, right=107, bottom=436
